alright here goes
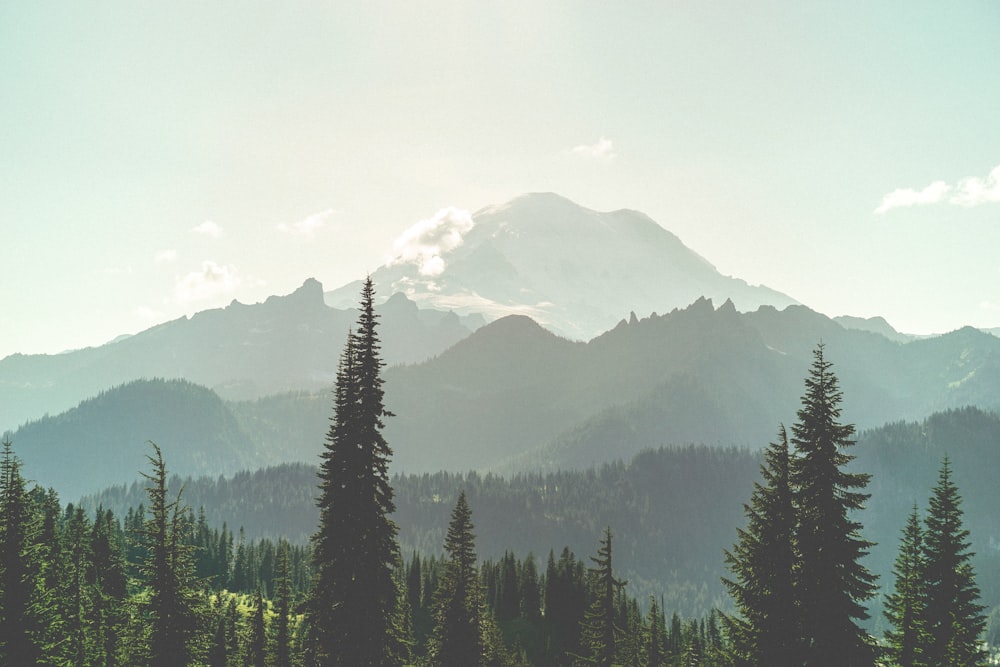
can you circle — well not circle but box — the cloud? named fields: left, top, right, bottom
left=155, top=249, right=178, bottom=263
left=874, top=181, right=950, bottom=214
left=192, top=220, right=223, bottom=238
left=389, top=207, right=474, bottom=277
left=875, top=164, right=1000, bottom=214
left=174, top=260, right=242, bottom=303
left=952, top=165, right=1000, bottom=207
left=277, top=209, right=335, bottom=237
left=571, top=137, right=616, bottom=160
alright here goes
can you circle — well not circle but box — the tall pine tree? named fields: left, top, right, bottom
left=921, top=456, right=986, bottom=667
left=140, top=442, right=202, bottom=667
left=0, top=436, right=47, bottom=665
left=575, top=527, right=626, bottom=667
left=722, top=425, right=799, bottom=666
left=790, top=344, right=877, bottom=666
left=427, top=490, right=483, bottom=667
left=883, top=504, right=927, bottom=667
left=309, top=277, right=402, bottom=667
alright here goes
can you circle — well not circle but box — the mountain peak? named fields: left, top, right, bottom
left=328, top=192, right=798, bottom=341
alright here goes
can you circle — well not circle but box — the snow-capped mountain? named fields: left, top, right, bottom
left=325, top=192, right=797, bottom=340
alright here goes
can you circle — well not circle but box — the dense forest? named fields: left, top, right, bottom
left=2, top=280, right=996, bottom=665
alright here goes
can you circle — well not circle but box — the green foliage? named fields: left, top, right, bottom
left=428, top=491, right=484, bottom=666
left=308, top=277, right=403, bottom=666
left=883, top=505, right=928, bottom=667
left=921, top=457, right=986, bottom=666
left=790, top=345, right=877, bottom=666
left=575, top=527, right=626, bottom=667
left=722, top=426, right=799, bottom=665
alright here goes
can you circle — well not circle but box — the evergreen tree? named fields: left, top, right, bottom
left=575, top=527, right=626, bottom=667
left=271, top=543, right=295, bottom=667
left=645, top=596, right=666, bottom=667
left=921, top=457, right=986, bottom=667
left=140, top=442, right=202, bottom=667
left=89, top=507, right=128, bottom=667
left=428, top=490, right=483, bottom=667
left=0, top=436, right=46, bottom=665
left=722, top=426, right=799, bottom=666
left=309, top=277, right=401, bottom=666
left=790, top=344, right=877, bottom=666
left=883, top=504, right=927, bottom=667
left=244, top=588, right=266, bottom=667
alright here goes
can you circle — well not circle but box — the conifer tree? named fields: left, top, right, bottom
left=271, top=543, right=294, bottom=667
left=140, top=442, right=202, bottom=667
left=309, top=277, right=401, bottom=666
left=722, top=425, right=799, bottom=666
left=790, top=344, right=877, bottom=666
left=428, top=490, right=483, bottom=667
left=645, top=596, right=667, bottom=667
left=883, top=504, right=927, bottom=667
left=920, top=457, right=986, bottom=667
left=244, top=588, right=266, bottom=667
left=0, top=436, right=46, bottom=665
left=89, top=507, right=128, bottom=667
left=575, top=527, right=626, bottom=667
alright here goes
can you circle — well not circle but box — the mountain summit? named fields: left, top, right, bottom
left=326, top=193, right=797, bottom=340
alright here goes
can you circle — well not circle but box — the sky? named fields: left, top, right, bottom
left=2, top=2, right=999, bottom=358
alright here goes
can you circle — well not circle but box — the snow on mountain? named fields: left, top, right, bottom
left=326, top=192, right=798, bottom=340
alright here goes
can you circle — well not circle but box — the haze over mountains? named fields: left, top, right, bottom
left=5, top=192, right=1000, bottom=502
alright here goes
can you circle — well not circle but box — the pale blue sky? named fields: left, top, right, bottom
left=3, top=2, right=999, bottom=357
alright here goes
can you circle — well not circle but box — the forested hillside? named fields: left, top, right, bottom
left=80, top=405, right=1000, bottom=626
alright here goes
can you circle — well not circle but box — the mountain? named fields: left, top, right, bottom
left=15, top=298, right=1000, bottom=500
left=834, top=314, right=911, bottom=342
left=13, top=378, right=265, bottom=501
left=0, top=278, right=478, bottom=432
left=325, top=193, right=798, bottom=340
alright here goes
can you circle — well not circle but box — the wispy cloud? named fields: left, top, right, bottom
left=571, top=137, right=616, bottom=160
left=875, top=165, right=1000, bottom=214
left=174, top=260, right=242, bottom=303
left=192, top=220, right=224, bottom=238
left=952, top=165, right=1000, bottom=207
left=389, top=207, right=474, bottom=277
left=155, top=249, right=178, bottom=263
left=874, top=181, right=951, bottom=214
left=277, top=209, right=335, bottom=237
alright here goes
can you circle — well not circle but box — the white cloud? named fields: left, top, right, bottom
left=174, top=260, right=242, bottom=303
left=876, top=164, right=1000, bottom=214
left=277, top=208, right=335, bottom=237
left=952, top=165, right=1000, bottom=207
left=874, top=181, right=950, bottom=214
left=389, top=207, right=474, bottom=277
left=155, top=249, right=178, bottom=263
left=571, top=136, right=616, bottom=160
left=192, top=220, right=223, bottom=238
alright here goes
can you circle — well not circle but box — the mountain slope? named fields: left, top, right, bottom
left=13, top=378, right=265, bottom=501
left=326, top=193, right=798, bottom=340
left=0, top=279, right=477, bottom=432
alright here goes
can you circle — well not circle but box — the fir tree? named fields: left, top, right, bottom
left=244, top=588, right=266, bottom=667
left=428, top=490, right=483, bottom=667
left=0, top=436, right=46, bottom=665
left=921, top=457, right=986, bottom=667
left=271, top=543, right=294, bottom=667
left=645, top=596, right=667, bottom=667
left=575, top=527, right=626, bottom=667
left=140, top=442, right=202, bottom=667
left=790, top=345, right=877, bottom=666
left=722, top=425, right=799, bottom=666
left=883, top=504, right=927, bottom=667
left=309, top=277, right=402, bottom=667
